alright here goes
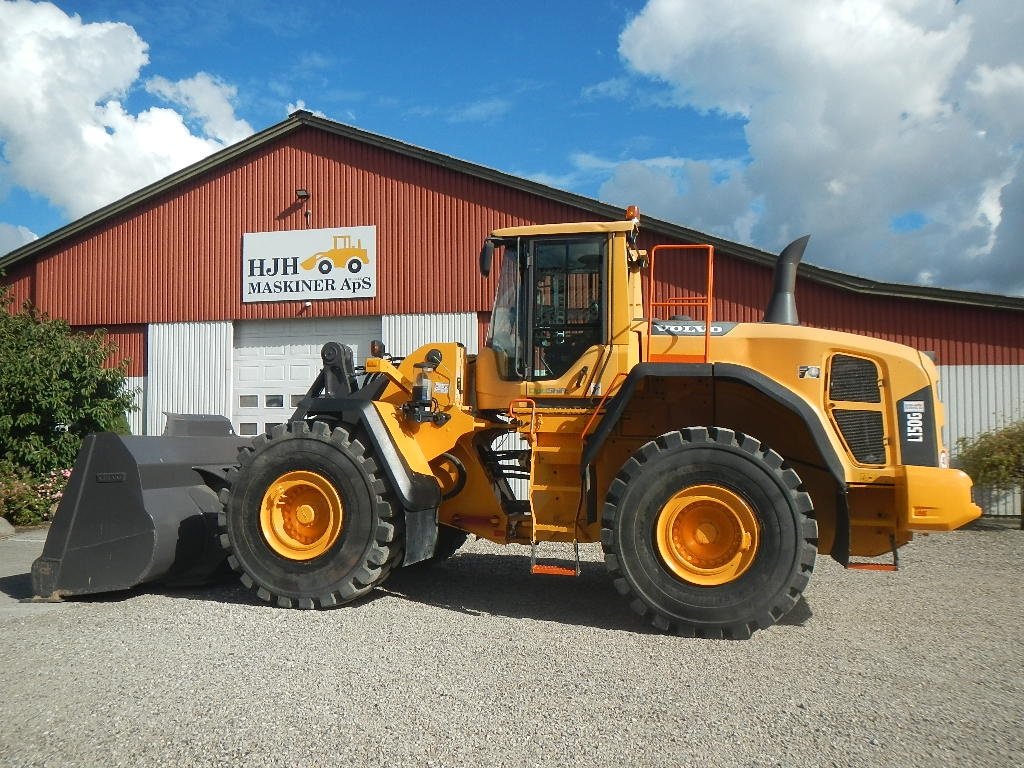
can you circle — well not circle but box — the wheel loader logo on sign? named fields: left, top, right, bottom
left=300, top=235, right=370, bottom=276
left=241, top=226, right=377, bottom=303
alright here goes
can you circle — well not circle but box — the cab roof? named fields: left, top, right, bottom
left=490, top=220, right=636, bottom=238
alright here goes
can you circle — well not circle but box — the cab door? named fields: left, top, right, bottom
left=475, top=233, right=609, bottom=408
left=526, top=235, right=607, bottom=397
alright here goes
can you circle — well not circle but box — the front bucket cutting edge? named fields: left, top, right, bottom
left=31, top=431, right=250, bottom=599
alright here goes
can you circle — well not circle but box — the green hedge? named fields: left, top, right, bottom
left=1, top=280, right=135, bottom=525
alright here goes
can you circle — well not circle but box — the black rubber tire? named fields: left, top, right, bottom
left=347, top=258, right=362, bottom=274
left=601, top=427, right=818, bottom=639
left=218, top=421, right=400, bottom=609
left=318, top=260, right=333, bottom=274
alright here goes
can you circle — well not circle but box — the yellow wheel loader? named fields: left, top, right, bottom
left=32, top=209, right=980, bottom=637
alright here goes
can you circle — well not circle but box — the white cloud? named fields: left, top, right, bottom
left=447, top=97, right=511, bottom=124
left=612, top=0, right=1024, bottom=294
left=0, top=223, right=37, bottom=256
left=0, top=1, right=253, bottom=223
left=146, top=73, right=253, bottom=144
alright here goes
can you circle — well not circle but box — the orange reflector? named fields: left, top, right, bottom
left=847, top=562, right=898, bottom=572
left=531, top=564, right=578, bottom=577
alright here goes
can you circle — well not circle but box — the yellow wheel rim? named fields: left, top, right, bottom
left=259, top=470, right=343, bottom=561
left=655, top=484, right=760, bottom=586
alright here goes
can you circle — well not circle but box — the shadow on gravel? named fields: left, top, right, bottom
left=382, top=551, right=816, bottom=635
left=382, top=552, right=648, bottom=633
left=0, top=552, right=815, bottom=633
left=0, top=572, right=34, bottom=600
left=150, top=572, right=396, bottom=611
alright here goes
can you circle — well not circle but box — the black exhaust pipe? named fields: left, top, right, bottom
left=763, top=235, right=810, bottom=325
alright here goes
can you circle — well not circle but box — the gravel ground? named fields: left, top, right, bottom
left=1, top=523, right=1021, bottom=768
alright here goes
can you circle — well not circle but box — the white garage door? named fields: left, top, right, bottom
left=233, top=317, right=382, bottom=436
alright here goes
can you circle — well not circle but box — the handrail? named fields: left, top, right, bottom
left=507, top=398, right=538, bottom=436
left=646, top=244, right=715, bottom=363
left=580, top=372, right=627, bottom=439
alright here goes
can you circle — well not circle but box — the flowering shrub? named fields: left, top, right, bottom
left=0, top=462, right=70, bottom=526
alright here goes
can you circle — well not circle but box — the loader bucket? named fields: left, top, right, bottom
left=31, top=431, right=250, bottom=599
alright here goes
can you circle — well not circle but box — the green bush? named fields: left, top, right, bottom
left=0, top=283, right=136, bottom=477
left=956, top=420, right=1024, bottom=517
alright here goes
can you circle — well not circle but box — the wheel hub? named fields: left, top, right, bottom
left=655, top=484, right=760, bottom=586
left=260, top=470, right=343, bottom=560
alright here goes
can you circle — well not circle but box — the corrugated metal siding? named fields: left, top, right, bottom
left=3, top=261, right=34, bottom=308
left=940, top=364, right=1023, bottom=517
left=74, top=325, right=147, bottom=377
left=125, top=376, right=145, bottom=435
left=146, top=321, right=233, bottom=435
left=382, top=312, right=479, bottom=357
left=27, top=128, right=591, bottom=326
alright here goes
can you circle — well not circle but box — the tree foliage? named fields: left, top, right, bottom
left=956, top=420, right=1024, bottom=512
left=0, top=282, right=135, bottom=477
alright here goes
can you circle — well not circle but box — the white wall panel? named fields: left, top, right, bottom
left=939, top=364, right=1023, bottom=516
left=125, top=376, right=145, bottom=435
left=382, top=312, right=479, bottom=357
left=146, top=322, right=233, bottom=435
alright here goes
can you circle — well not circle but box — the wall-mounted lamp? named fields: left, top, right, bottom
left=295, top=187, right=312, bottom=228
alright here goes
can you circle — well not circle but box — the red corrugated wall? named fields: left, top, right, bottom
left=10, top=124, right=1024, bottom=367
left=73, top=325, right=147, bottom=377
left=27, top=127, right=591, bottom=326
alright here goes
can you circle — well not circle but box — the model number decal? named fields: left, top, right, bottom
left=903, top=400, right=925, bottom=443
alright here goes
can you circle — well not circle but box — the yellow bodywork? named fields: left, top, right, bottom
left=358, top=218, right=979, bottom=562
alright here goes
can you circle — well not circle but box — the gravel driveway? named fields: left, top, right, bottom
left=1, top=524, right=1021, bottom=767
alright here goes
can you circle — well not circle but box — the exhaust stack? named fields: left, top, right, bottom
left=763, top=235, right=810, bottom=325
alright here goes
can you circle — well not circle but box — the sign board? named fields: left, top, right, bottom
left=242, top=226, right=377, bottom=303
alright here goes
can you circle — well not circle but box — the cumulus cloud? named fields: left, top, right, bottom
left=0, top=1, right=252, bottom=233
left=0, top=223, right=37, bottom=255
left=145, top=73, right=253, bottom=145
left=604, top=0, right=1024, bottom=294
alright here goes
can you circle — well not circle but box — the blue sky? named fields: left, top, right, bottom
left=1, top=1, right=1022, bottom=295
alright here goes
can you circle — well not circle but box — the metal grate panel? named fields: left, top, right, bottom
left=829, top=355, right=881, bottom=403
left=833, top=409, right=886, bottom=464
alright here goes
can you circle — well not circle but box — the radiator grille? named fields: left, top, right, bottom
left=833, top=410, right=886, bottom=464
left=829, top=355, right=881, bottom=403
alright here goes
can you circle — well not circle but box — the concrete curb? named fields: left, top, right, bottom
left=0, top=516, right=15, bottom=540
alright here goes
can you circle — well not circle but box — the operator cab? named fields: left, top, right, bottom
left=487, top=234, right=606, bottom=381
left=474, top=215, right=640, bottom=409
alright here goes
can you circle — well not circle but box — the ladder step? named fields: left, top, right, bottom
left=529, top=540, right=580, bottom=577
left=531, top=564, right=578, bottom=577
left=847, top=562, right=898, bottom=572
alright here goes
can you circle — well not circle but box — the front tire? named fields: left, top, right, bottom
left=219, top=421, right=401, bottom=608
left=602, top=427, right=817, bottom=638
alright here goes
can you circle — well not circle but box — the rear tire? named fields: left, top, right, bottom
left=219, top=421, right=401, bottom=608
left=601, top=427, right=817, bottom=638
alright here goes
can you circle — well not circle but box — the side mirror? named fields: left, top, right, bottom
left=479, top=240, right=494, bottom=277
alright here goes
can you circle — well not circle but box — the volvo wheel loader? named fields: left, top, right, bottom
left=31, top=208, right=980, bottom=638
